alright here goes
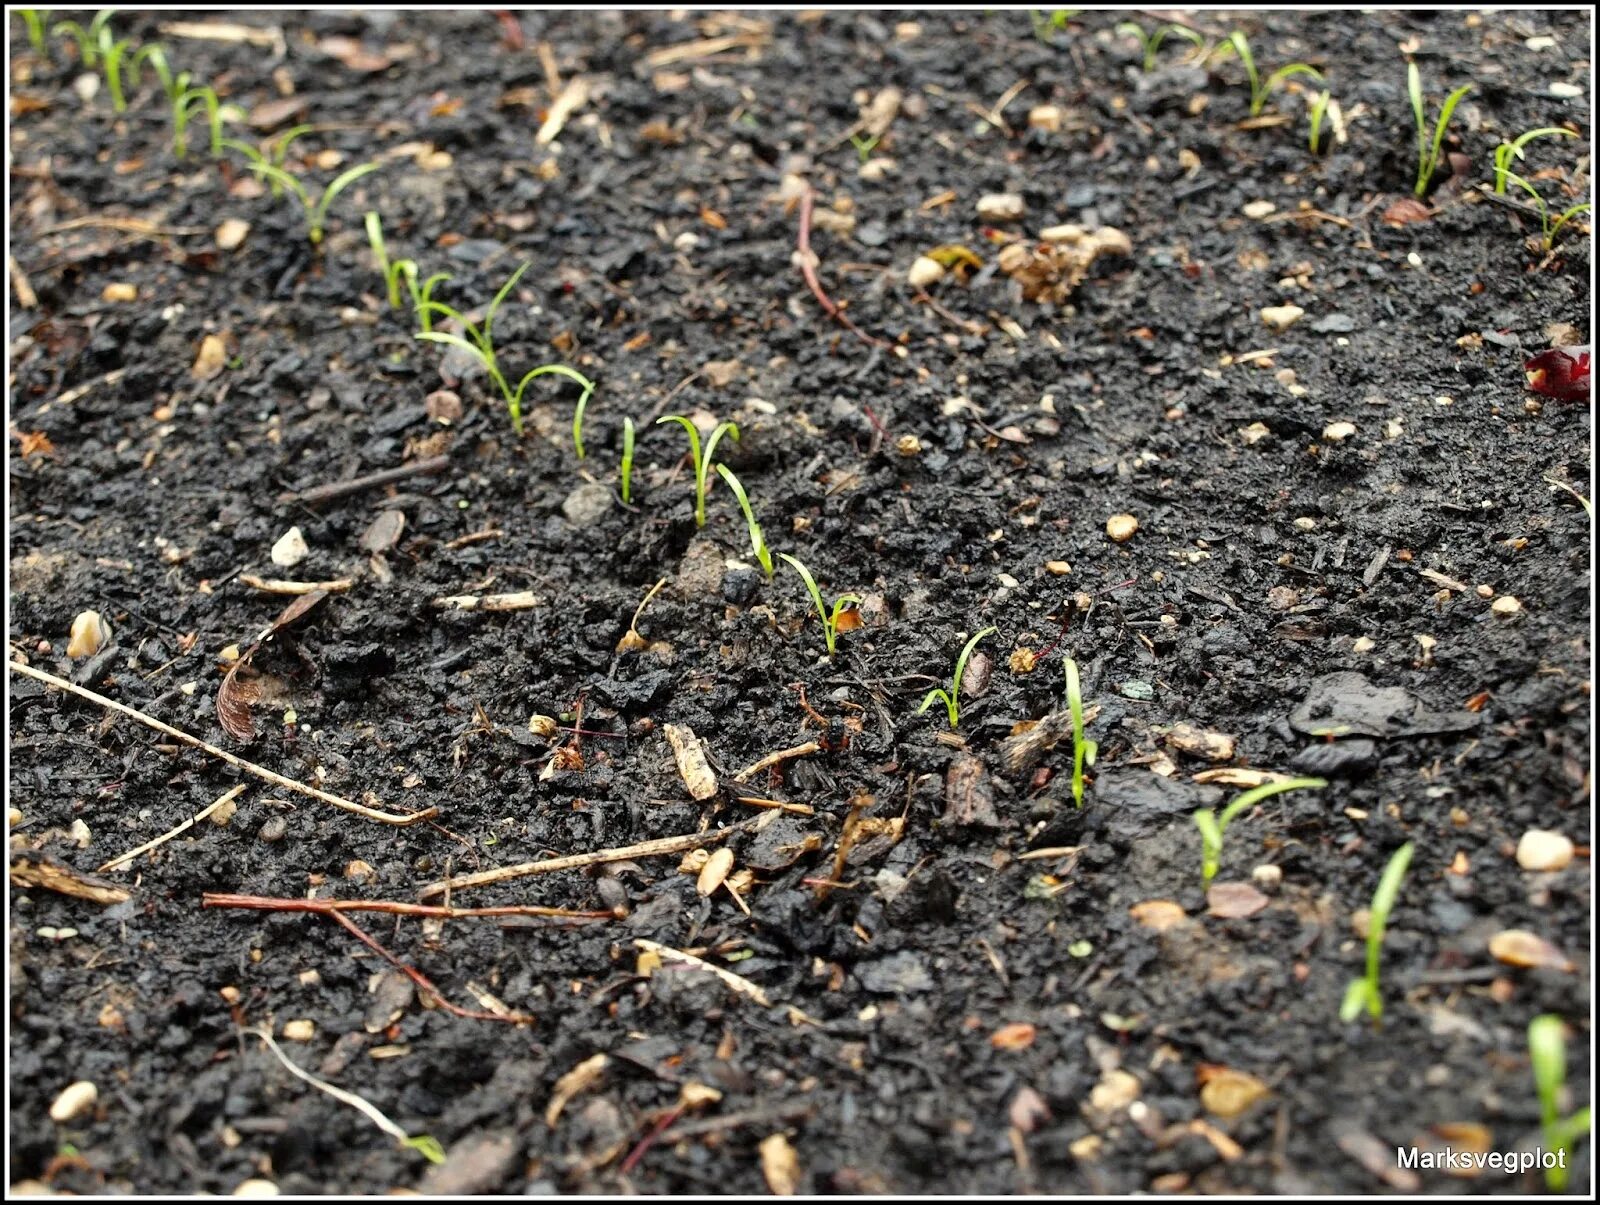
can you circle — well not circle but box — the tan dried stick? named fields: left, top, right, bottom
left=100, top=784, right=247, bottom=872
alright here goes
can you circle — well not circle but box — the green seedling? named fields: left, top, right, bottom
left=1493, top=126, right=1577, bottom=194
left=1193, top=777, right=1327, bottom=887
left=19, top=10, right=52, bottom=56
left=916, top=626, right=997, bottom=729
left=1339, top=840, right=1415, bottom=1024
left=1308, top=89, right=1331, bottom=154
left=172, top=85, right=241, bottom=159
left=97, top=34, right=141, bottom=110
left=244, top=161, right=380, bottom=246
left=365, top=211, right=415, bottom=309
left=258, top=124, right=315, bottom=197
left=620, top=417, right=636, bottom=505
left=655, top=415, right=738, bottom=527
left=1221, top=31, right=1323, bottom=117
left=52, top=8, right=114, bottom=68
left=247, top=1027, right=445, bottom=1166
left=1029, top=9, right=1079, bottom=44
left=1529, top=1014, right=1592, bottom=1192
left=849, top=132, right=881, bottom=163
left=129, top=44, right=188, bottom=104
left=1407, top=62, right=1473, bottom=197
left=1502, top=170, right=1592, bottom=252
left=779, top=554, right=859, bottom=657
left=714, top=465, right=773, bottom=577
left=1116, top=21, right=1206, bottom=72
left=1062, top=655, right=1097, bottom=807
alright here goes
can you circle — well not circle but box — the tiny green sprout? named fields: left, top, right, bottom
left=365, top=211, right=413, bottom=310
left=1308, top=89, right=1331, bottom=155
left=1224, top=31, right=1324, bottom=118
left=1529, top=1014, right=1592, bottom=1192
left=1493, top=127, right=1577, bottom=194
left=172, top=85, right=240, bottom=160
left=245, top=161, right=380, bottom=246
left=714, top=465, right=774, bottom=577
left=1028, top=9, right=1079, bottom=45
left=916, top=626, right=997, bottom=729
left=1193, top=777, right=1326, bottom=887
left=263, top=124, right=315, bottom=197
left=620, top=417, right=636, bottom=505
left=1407, top=62, right=1473, bottom=198
left=849, top=132, right=881, bottom=163
left=1502, top=171, right=1593, bottom=252
left=129, top=45, right=187, bottom=105
left=1116, top=21, right=1206, bottom=72
left=1544, top=474, right=1594, bottom=518
left=98, top=35, right=137, bottom=111
left=1339, top=840, right=1414, bottom=1025
left=52, top=8, right=114, bottom=68
left=778, top=553, right=860, bottom=658
left=655, top=415, right=738, bottom=527
left=1063, top=655, right=1098, bottom=808
left=19, top=10, right=52, bottom=56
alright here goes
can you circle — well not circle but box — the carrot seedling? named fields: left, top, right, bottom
left=1220, top=31, right=1323, bottom=117
left=365, top=212, right=416, bottom=309
left=1502, top=170, right=1592, bottom=252
left=129, top=44, right=189, bottom=105
left=1063, top=655, right=1097, bottom=807
left=243, top=161, right=380, bottom=245
left=247, top=1027, right=445, bottom=1165
left=98, top=34, right=137, bottom=111
left=52, top=8, right=114, bottom=68
left=1308, top=89, right=1331, bottom=154
left=1116, top=21, right=1206, bottom=72
left=1493, top=127, right=1577, bottom=194
left=714, top=465, right=773, bottom=577
left=1529, top=1014, right=1592, bottom=1192
left=172, top=85, right=242, bottom=159
left=656, top=415, right=738, bottom=527
left=620, top=417, right=636, bottom=504
left=779, top=554, right=860, bottom=658
left=18, top=10, right=51, bottom=56
left=1407, top=62, right=1473, bottom=197
left=1193, top=776, right=1326, bottom=887
left=916, top=626, right=997, bottom=729
left=1339, top=840, right=1415, bottom=1024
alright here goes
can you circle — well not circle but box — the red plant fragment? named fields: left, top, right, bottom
left=1524, top=345, right=1590, bottom=402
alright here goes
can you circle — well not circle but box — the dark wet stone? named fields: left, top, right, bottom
left=856, top=950, right=934, bottom=995
left=1289, top=672, right=1479, bottom=738
left=589, top=671, right=672, bottom=711
left=1291, top=738, right=1380, bottom=778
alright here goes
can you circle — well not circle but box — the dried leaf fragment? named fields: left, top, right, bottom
left=990, top=1022, right=1037, bottom=1050
left=759, top=1133, right=802, bottom=1196
left=1488, top=929, right=1573, bottom=971
left=1206, top=882, right=1270, bottom=919
left=664, top=723, right=718, bottom=800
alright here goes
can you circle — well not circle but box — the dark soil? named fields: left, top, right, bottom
left=8, top=8, right=1592, bottom=1196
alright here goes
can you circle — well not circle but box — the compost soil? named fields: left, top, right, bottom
left=7, top=8, right=1593, bottom=1196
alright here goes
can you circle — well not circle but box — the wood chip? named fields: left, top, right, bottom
left=1487, top=929, right=1574, bottom=971
left=759, top=1133, right=802, bottom=1196
left=664, top=723, right=718, bottom=800
left=1198, top=1066, right=1270, bottom=1119
left=1207, top=882, right=1270, bottom=919
left=943, top=753, right=1000, bottom=827
left=696, top=847, right=734, bottom=896
left=192, top=333, right=229, bottom=381
left=1130, top=899, right=1188, bottom=931
left=536, top=77, right=590, bottom=145
left=1165, top=723, right=1236, bottom=762
left=10, top=853, right=132, bottom=905
left=635, top=939, right=770, bottom=1006
left=432, top=591, right=542, bottom=611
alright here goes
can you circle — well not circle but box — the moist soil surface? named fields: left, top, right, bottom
left=7, top=8, right=1593, bottom=1197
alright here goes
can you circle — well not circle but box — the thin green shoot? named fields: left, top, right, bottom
left=1493, top=127, right=1576, bottom=194
left=916, top=627, right=997, bottom=729
left=263, top=124, right=315, bottom=197
left=1193, top=776, right=1326, bottom=887
left=1407, top=62, right=1473, bottom=198
left=99, top=35, right=136, bottom=110
left=1529, top=1015, right=1592, bottom=1192
left=408, top=270, right=451, bottom=334
left=172, top=85, right=241, bottom=159
left=366, top=212, right=406, bottom=308
left=1339, top=841, right=1415, bottom=1024
left=129, top=44, right=188, bottom=104
left=19, top=10, right=52, bottom=56
left=778, top=554, right=859, bottom=658
left=52, top=8, right=115, bottom=68
left=620, top=417, right=636, bottom=505
left=1225, top=31, right=1323, bottom=117
left=849, top=132, right=882, bottom=163
left=1029, top=9, right=1079, bottom=44
left=715, top=465, right=774, bottom=577
left=1544, top=474, right=1594, bottom=518
left=1308, top=89, right=1331, bottom=154
left=655, top=415, right=738, bottom=527
left=419, top=262, right=529, bottom=362
left=1502, top=170, right=1593, bottom=251
left=1116, top=21, right=1206, bottom=72
left=246, top=1026, right=445, bottom=1165
left=1063, top=655, right=1098, bottom=807
left=244, top=161, right=380, bottom=245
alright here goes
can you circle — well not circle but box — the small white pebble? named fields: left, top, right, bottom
left=1260, top=304, right=1305, bottom=332
left=907, top=256, right=945, bottom=288
left=1242, top=200, right=1276, bottom=219
left=270, top=527, right=309, bottom=568
left=1491, top=596, right=1522, bottom=617
left=1251, top=864, right=1283, bottom=891
left=976, top=192, right=1025, bottom=222
left=232, top=1180, right=280, bottom=1197
left=1322, top=421, right=1356, bottom=443
left=1105, top=514, right=1139, bottom=542
left=1352, top=636, right=1376, bottom=653
left=1517, top=830, right=1574, bottom=872
left=281, top=1019, right=316, bottom=1042
left=49, top=1081, right=98, bottom=1123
